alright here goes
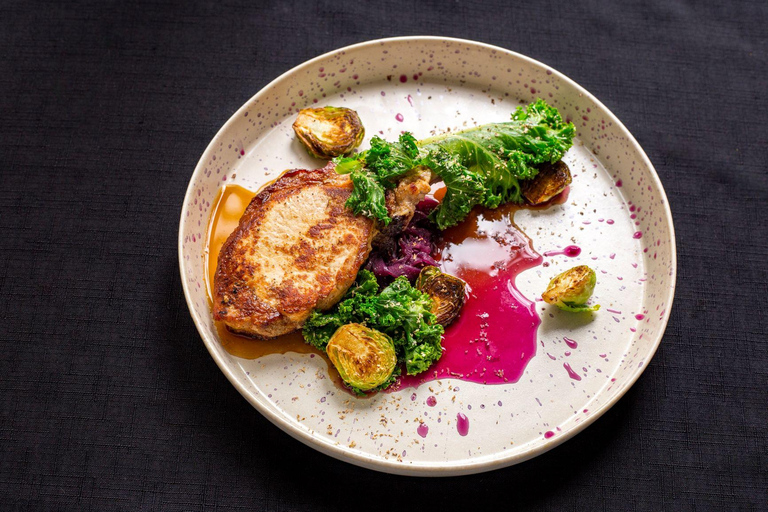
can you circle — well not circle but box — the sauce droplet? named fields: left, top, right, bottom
left=563, top=362, right=582, bottom=381
left=563, top=337, right=578, bottom=349
left=417, top=423, right=429, bottom=438
left=399, top=74, right=407, bottom=83
left=544, top=430, right=555, bottom=439
left=544, top=245, right=581, bottom=257
left=633, top=231, right=643, bottom=239
left=426, top=396, right=437, bottom=407
left=456, top=413, right=470, bottom=436
left=635, top=314, right=645, bottom=320
left=395, top=113, right=404, bottom=122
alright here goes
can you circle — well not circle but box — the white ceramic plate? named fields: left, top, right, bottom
left=179, top=37, right=676, bottom=476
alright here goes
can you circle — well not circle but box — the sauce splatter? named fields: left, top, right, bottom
left=543, top=245, right=581, bottom=257
left=563, top=337, right=578, bottom=349
left=417, top=423, right=429, bottom=438
left=395, top=113, right=404, bottom=122
left=426, top=396, right=437, bottom=407
left=563, top=362, right=582, bottom=381
left=456, top=413, right=470, bottom=436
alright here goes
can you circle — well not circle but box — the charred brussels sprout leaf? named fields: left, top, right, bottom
left=293, top=106, right=365, bottom=159
left=521, top=160, right=573, bottom=205
left=542, top=265, right=600, bottom=312
left=326, top=324, right=398, bottom=393
left=415, top=266, right=467, bottom=326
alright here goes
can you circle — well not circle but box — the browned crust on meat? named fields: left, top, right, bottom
left=213, top=166, right=375, bottom=338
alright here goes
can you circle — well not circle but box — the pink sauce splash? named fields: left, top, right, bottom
left=543, top=245, right=581, bottom=257
left=417, top=423, right=429, bottom=438
left=563, top=362, right=582, bottom=381
left=456, top=413, right=470, bottom=436
left=563, top=337, right=578, bottom=349
left=396, top=204, right=542, bottom=388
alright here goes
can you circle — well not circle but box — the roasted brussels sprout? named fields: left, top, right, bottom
left=292, top=106, right=365, bottom=159
left=326, top=324, right=397, bottom=392
left=415, top=266, right=466, bottom=326
left=521, top=160, right=572, bottom=205
left=542, top=265, right=600, bottom=312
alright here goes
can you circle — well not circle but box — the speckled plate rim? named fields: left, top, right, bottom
left=178, top=36, right=677, bottom=476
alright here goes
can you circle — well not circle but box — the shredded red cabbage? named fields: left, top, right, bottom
left=366, top=198, right=439, bottom=283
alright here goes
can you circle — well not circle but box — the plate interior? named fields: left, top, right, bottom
left=179, top=38, right=675, bottom=475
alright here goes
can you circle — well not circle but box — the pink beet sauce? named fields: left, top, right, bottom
left=563, top=337, right=578, bottom=349
left=543, top=245, right=581, bottom=257
left=396, top=203, right=542, bottom=388
left=456, top=413, right=470, bottom=436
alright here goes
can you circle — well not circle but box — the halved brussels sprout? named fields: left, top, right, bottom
left=521, top=160, right=572, bottom=205
left=542, top=265, right=600, bottom=312
left=292, top=106, right=365, bottom=159
left=326, top=324, right=397, bottom=392
left=416, top=266, right=466, bottom=326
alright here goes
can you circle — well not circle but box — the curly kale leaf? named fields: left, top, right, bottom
left=302, top=271, right=444, bottom=378
left=365, top=132, right=420, bottom=185
left=345, top=169, right=390, bottom=224
left=421, top=148, right=486, bottom=230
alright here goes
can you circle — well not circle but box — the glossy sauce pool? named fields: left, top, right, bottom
left=396, top=202, right=543, bottom=388
left=206, top=183, right=554, bottom=392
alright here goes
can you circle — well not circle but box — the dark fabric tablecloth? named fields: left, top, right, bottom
left=1, top=1, right=766, bottom=510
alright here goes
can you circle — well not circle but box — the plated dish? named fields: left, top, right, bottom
left=179, top=37, right=676, bottom=475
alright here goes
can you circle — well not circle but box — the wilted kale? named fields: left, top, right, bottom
left=346, top=169, right=389, bottom=224
left=337, top=99, right=575, bottom=229
left=420, top=99, right=575, bottom=213
left=302, top=270, right=444, bottom=377
left=420, top=149, right=485, bottom=229
left=365, top=132, right=420, bottom=184
left=342, top=133, right=420, bottom=224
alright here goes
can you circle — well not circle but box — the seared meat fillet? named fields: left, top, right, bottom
left=213, top=166, right=375, bottom=339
